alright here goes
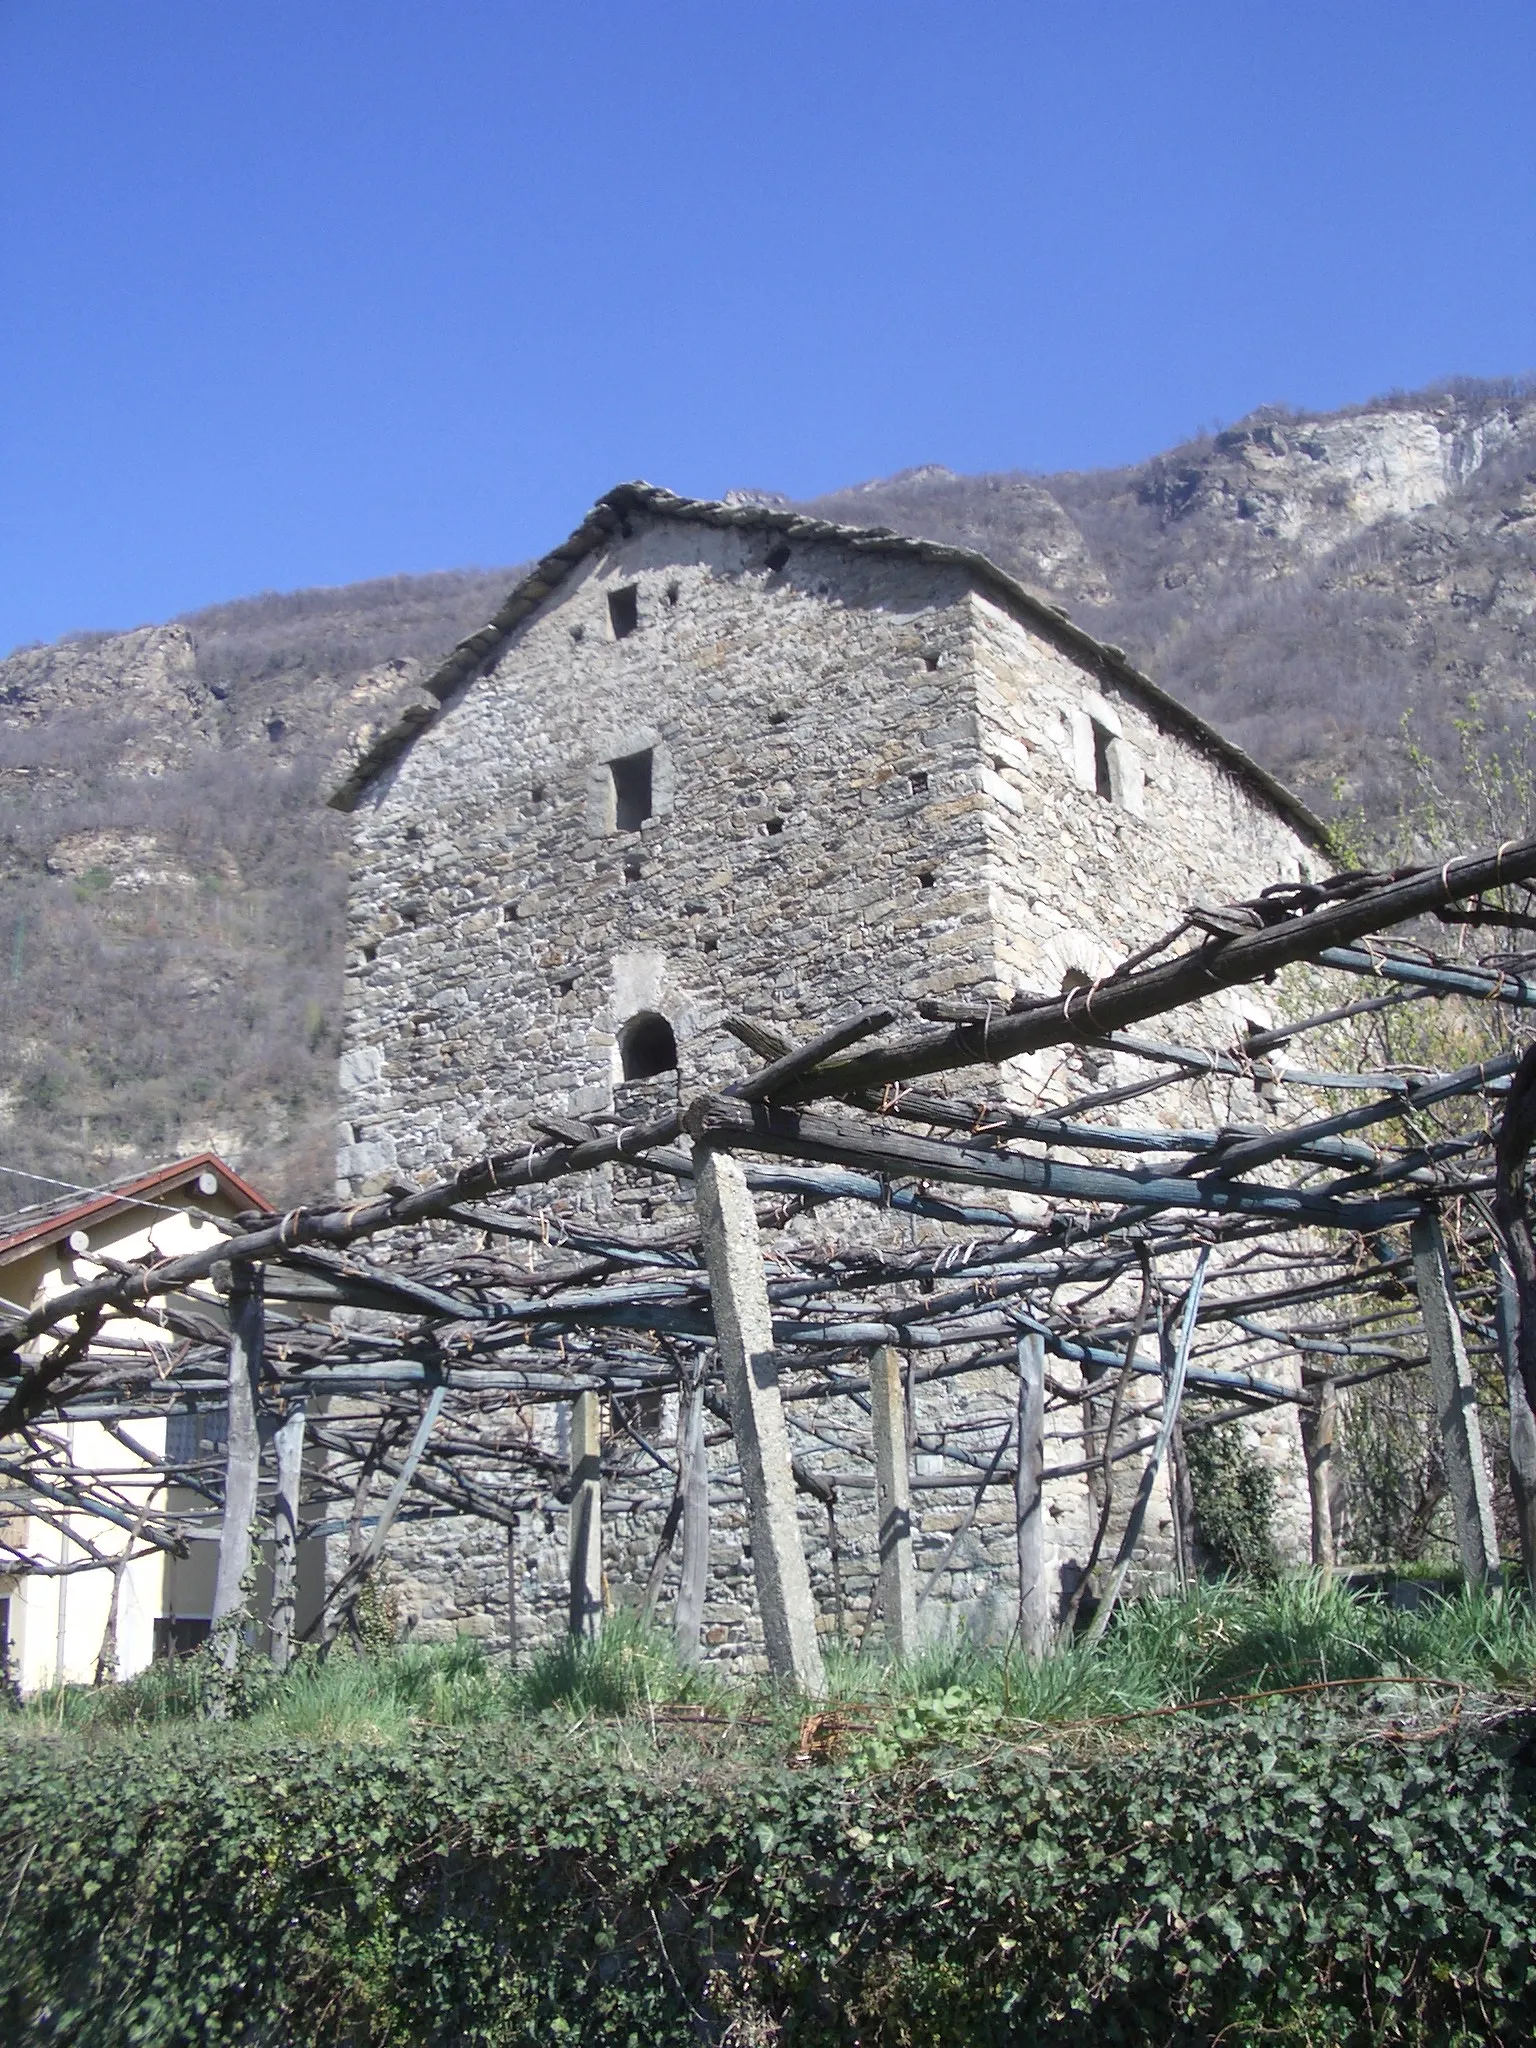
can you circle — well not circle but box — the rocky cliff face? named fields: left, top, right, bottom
left=0, top=379, right=1530, bottom=1205
left=795, top=382, right=1536, bottom=812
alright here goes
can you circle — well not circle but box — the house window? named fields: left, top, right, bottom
left=610, top=750, right=653, bottom=831
left=608, top=585, right=639, bottom=639
left=619, top=1011, right=677, bottom=1081
left=1092, top=721, right=1114, bottom=802
left=154, top=1616, right=212, bottom=1661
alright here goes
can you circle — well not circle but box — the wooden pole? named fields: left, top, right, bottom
left=685, top=1095, right=1419, bottom=1233
left=567, top=1391, right=602, bottom=1640
left=326, top=1385, right=446, bottom=1641
left=1014, top=1333, right=1050, bottom=1659
left=1410, top=1213, right=1498, bottom=1584
left=269, top=1399, right=306, bottom=1672
left=674, top=1377, right=709, bottom=1665
left=93, top=1504, right=148, bottom=1687
left=693, top=1145, right=825, bottom=1695
left=1087, top=1251, right=1208, bottom=1645
left=869, top=1346, right=918, bottom=1662
left=210, top=1260, right=264, bottom=1695
left=776, top=835, right=1536, bottom=1099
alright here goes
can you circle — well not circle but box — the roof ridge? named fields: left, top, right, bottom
left=326, top=480, right=1331, bottom=851
left=0, top=1150, right=273, bottom=1262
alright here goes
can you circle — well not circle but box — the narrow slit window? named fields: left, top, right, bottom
left=1092, top=721, right=1114, bottom=802
left=608, top=585, right=639, bottom=639
left=610, top=749, right=653, bottom=831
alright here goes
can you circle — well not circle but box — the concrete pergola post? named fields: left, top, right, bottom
left=1411, top=1212, right=1499, bottom=1583
left=674, top=1378, right=709, bottom=1665
left=1302, top=1377, right=1338, bottom=1577
left=1014, top=1333, right=1051, bottom=1659
left=869, top=1345, right=918, bottom=1662
left=693, top=1145, right=825, bottom=1695
left=1494, top=1250, right=1536, bottom=1596
left=567, top=1390, right=603, bottom=1640
left=211, top=1259, right=264, bottom=1693
left=268, top=1399, right=307, bottom=1672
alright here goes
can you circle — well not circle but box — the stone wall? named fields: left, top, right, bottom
left=339, top=503, right=1326, bottom=1665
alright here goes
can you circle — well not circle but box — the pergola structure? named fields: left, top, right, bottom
left=5, top=835, right=1536, bottom=1694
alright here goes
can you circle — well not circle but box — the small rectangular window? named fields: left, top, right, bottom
left=610, top=749, right=653, bottom=831
left=1092, top=721, right=1114, bottom=801
left=608, top=585, right=639, bottom=639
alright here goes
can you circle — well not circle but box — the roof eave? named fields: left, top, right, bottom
left=0, top=1152, right=274, bottom=1266
left=326, top=481, right=1334, bottom=855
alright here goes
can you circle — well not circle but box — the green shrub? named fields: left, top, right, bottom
left=3, top=1701, right=1534, bottom=2045
left=1185, top=1417, right=1280, bottom=1580
left=512, top=1609, right=721, bottom=1717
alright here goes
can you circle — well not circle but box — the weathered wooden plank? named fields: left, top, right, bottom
left=785, top=836, right=1536, bottom=1098
left=683, top=1095, right=1419, bottom=1230
left=731, top=1007, right=896, bottom=1103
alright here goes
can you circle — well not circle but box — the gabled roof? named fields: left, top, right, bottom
left=327, top=480, right=1331, bottom=849
left=0, top=1152, right=272, bottom=1267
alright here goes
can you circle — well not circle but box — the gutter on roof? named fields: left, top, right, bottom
left=327, top=482, right=1333, bottom=854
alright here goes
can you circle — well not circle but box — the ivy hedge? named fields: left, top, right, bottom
left=3, top=1703, right=1534, bottom=2046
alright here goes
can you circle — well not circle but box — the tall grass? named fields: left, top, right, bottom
left=830, top=1574, right=1536, bottom=1723
left=10, top=1612, right=723, bottom=1738
left=9, top=1577, right=1534, bottom=1742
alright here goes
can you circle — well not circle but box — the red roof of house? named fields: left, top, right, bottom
left=0, top=1152, right=274, bottom=1265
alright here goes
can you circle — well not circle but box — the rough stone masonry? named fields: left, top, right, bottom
left=329, top=483, right=1329, bottom=1666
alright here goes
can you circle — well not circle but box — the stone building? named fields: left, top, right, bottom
left=329, top=483, right=1330, bottom=1661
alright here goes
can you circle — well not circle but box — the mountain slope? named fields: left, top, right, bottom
left=1, top=378, right=1531, bottom=1207
left=0, top=570, right=516, bottom=1211
left=797, top=380, right=1536, bottom=811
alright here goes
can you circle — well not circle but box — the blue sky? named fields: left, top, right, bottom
left=2, top=2, right=1532, bottom=653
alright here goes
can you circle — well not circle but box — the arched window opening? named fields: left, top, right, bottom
left=619, top=1011, right=677, bottom=1082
